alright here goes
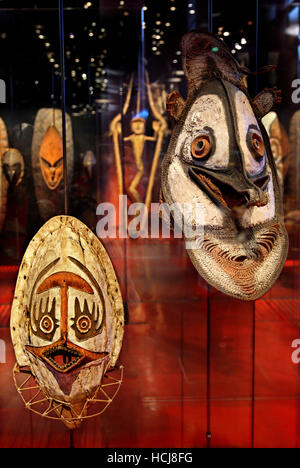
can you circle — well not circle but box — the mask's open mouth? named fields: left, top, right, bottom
left=26, top=339, right=108, bottom=374
left=189, top=166, right=269, bottom=211
left=43, top=345, right=82, bottom=372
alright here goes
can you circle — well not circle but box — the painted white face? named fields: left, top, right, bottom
left=3, top=149, right=24, bottom=186
left=162, top=79, right=288, bottom=300
left=11, top=216, right=124, bottom=424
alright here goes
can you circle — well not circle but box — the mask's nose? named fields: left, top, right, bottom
left=50, top=167, right=56, bottom=181
left=8, top=169, right=15, bottom=183
left=189, top=165, right=270, bottom=213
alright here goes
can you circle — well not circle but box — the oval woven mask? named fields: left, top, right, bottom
left=161, top=32, right=288, bottom=300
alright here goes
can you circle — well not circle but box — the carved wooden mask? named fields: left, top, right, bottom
left=3, top=148, right=25, bottom=186
left=83, top=150, right=96, bottom=178
left=32, top=109, right=74, bottom=221
left=39, top=126, right=63, bottom=190
left=11, top=216, right=124, bottom=427
left=161, top=32, right=288, bottom=300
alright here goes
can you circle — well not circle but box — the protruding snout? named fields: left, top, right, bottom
left=189, top=165, right=270, bottom=214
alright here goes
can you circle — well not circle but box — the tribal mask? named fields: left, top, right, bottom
left=0, top=118, right=9, bottom=232
left=161, top=32, right=288, bottom=300
left=83, top=150, right=96, bottom=179
left=32, top=109, right=74, bottom=221
left=262, top=112, right=290, bottom=190
left=11, top=216, right=124, bottom=428
left=39, top=126, right=63, bottom=190
left=3, top=148, right=24, bottom=186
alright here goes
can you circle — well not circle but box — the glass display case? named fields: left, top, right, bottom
left=0, top=0, right=299, bottom=448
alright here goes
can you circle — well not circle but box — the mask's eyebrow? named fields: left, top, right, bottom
left=29, top=258, right=60, bottom=314
left=248, top=124, right=261, bottom=134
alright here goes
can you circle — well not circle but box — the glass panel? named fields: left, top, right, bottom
left=0, top=0, right=299, bottom=449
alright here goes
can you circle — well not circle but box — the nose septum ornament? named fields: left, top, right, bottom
left=161, top=32, right=288, bottom=300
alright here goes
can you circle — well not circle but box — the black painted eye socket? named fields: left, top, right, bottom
left=31, top=297, right=59, bottom=341
left=41, top=157, right=51, bottom=168
left=40, top=315, right=55, bottom=334
left=191, top=135, right=212, bottom=160
left=54, top=157, right=63, bottom=168
left=247, top=132, right=265, bottom=159
left=76, top=315, right=92, bottom=334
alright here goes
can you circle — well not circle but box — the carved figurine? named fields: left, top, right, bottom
left=110, top=74, right=167, bottom=207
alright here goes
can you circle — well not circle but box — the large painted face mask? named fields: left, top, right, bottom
left=11, top=216, right=124, bottom=428
left=161, top=32, right=288, bottom=300
left=3, top=148, right=24, bottom=186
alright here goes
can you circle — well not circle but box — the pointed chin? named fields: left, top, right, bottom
left=27, top=349, right=109, bottom=402
left=186, top=222, right=288, bottom=300
left=41, top=166, right=63, bottom=190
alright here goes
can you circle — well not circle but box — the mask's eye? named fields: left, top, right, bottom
left=77, top=315, right=92, bottom=334
left=40, top=315, right=54, bottom=334
left=41, top=157, right=51, bottom=168
left=54, top=157, right=63, bottom=168
left=191, top=135, right=211, bottom=160
left=249, top=132, right=265, bottom=159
